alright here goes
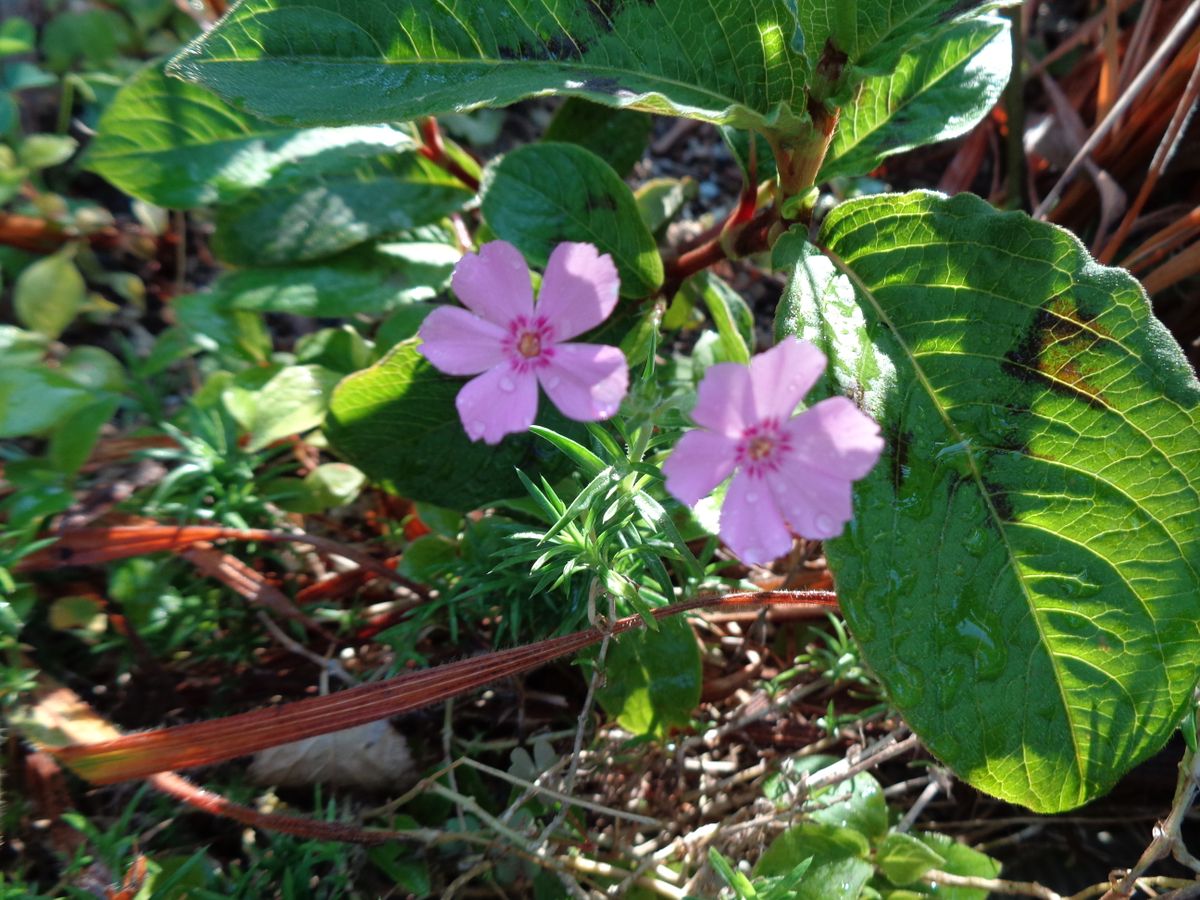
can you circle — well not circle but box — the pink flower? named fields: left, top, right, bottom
left=663, top=337, right=884, bottom=565
left=418, top=240, right=629, bottom=444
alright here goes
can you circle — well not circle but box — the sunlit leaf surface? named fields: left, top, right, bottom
left=778, top=191, right=1200, bottom=811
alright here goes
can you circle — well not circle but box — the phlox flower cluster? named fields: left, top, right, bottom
left=418, top=241, right=883, bottom=565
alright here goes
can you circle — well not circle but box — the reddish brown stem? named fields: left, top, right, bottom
left=0, top=212, right=122, bottom=253
left=418, top=117, right=481, bottom=192
left=17, top=524, right=425, bottom=596
left=150, top=771, right=410, bottom=844
left=661, top=206, right=777, bottom=296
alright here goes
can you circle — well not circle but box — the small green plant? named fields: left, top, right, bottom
left=6, top=1, right=1200, bottom=897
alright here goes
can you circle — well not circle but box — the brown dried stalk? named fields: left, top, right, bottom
left=1033, top=2, right=1200, bottom=219
left=45, top=591, right=838, bottom=784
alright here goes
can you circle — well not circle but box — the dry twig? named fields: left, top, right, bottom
left=1033, top=2, right=1200, bottom=219
left=1102, top=709, right=1200, bottom=899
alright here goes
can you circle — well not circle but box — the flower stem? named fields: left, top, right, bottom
left=661, top=205, right=777, bottom=296
left=417, top=117, right=482, bottom=192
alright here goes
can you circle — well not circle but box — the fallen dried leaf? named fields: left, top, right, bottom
left=248, top=720, right=414, bottom=790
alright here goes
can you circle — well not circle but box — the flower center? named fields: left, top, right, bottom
left=516, top=331, right=541, bottom=358
left=736, top=419, right=791, bottom=478
left=747, top=435, right=774, bottom=461
left=502, top=314, right=555, bottom=373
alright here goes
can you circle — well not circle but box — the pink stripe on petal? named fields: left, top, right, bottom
left=535, top=243, right=620, bottom=341
left=662, top=429, right=738, bottom=506
left=418, top=306, right=508, bottom=375
left=451, top=241, right=534, bottom=326
left=538, top=343, right=629, bottom=422
left=748, top=336, right=828, bottom=421
left=691, top=362, right=757, bottom=436
left=455, top=365, right=539, bottom=445
left=719, top=470, right=794, bottom=565
left=766, top=461, right=855, bottom=540
left=784, top=396, right=884, bottom=481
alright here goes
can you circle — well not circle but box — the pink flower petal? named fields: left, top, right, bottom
left=534, top=242, right=621, bottom=341
left=691, top=363, right=757, bottom=437
left=766, top=460, right=855, bottom=539
left=719, top=470, right=794, bottom=565
left=784, top=396, right=884, bottom=481
left=418, top=306, right=508, bottom=375
left=748, top=336, right=828, bottom=421
left=451, top=241, right=534, bottom=326
left=538, top=343, right=629, bottom=422
left=662, top=429, right=739, bottom=506
left=455, top=365, right=539, bottom=444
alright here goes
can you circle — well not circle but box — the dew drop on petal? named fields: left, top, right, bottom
left=543, top=374, right=561, bottom=389
left=745, top=491, right=759, bottom=503
left=499, top=376, right=515, bottom=392
left=815, top=513, right=835, bottom=533
left=470, top=420, right=486, bottom=438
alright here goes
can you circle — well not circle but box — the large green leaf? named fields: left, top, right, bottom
left=168, top=0, right=817, bottom=133
left=480, top=143, right=662, bottom=298
left=793, top=0, right=1002, bottom=99
left=170, top=1, right=1004, bottom=134
left=820, top=15, right=1010, bottom=182
left=325, top=341, right=578, bottom=510
left=202, top=263, right=408, bottom=319
left=543, top=97, right=652, bottom=177
left=199, top=239, right=460, bottom=318
left=211, top=152, right=471, bottom=266
left=85, top=64, right=414, bottom=209
left=776, top=191, right=1200, bottom=812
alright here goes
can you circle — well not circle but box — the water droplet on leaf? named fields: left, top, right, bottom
left=963, top=528, right=988, bottom=557
left=888, top=658, right=925, bottom=707
left=1056, top=612, right=1094, bottom=635
left=934, top=439, right=973, bottom=476
left=937, top=666, right=964, bottom=709
left=850, top=611, right=876, bottom=643
left=886, top=569, right=918, bottom=596
left=954, top=615, right=1007, bottom=681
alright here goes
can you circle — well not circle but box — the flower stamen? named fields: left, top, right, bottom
left=747, top=435, right=774, bottom=461
left=517, top=331, right=541, bottom=358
